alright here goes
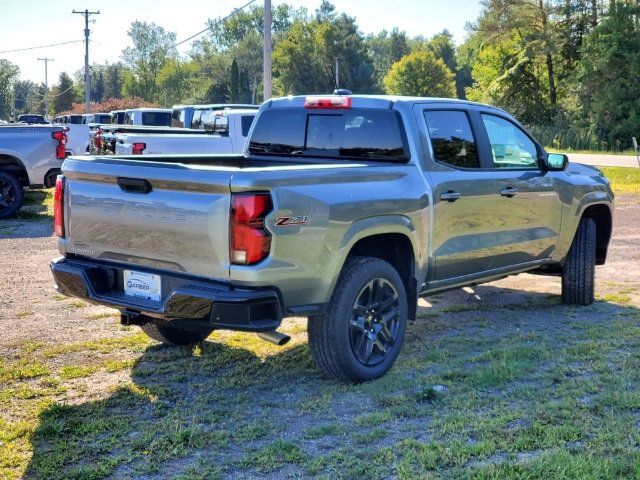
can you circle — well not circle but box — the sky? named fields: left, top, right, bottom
left=0, top=0, right=483, bottom=84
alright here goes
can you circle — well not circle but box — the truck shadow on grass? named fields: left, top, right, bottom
left=1, top=189, right=53, bottom=239
left=24, top=287, right=640, bottom=479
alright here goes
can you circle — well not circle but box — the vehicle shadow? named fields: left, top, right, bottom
left=24, top=282, right=638, bottom=479
left=24, top=337, right=318, bottom=479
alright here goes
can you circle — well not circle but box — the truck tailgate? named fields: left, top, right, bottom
left=61, top=156, right=233, bottom=280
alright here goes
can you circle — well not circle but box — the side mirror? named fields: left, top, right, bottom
left=546, top=153, right=568, bottom=171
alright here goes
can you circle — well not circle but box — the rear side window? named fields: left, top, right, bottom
left=142, top=112, right=171, bottom=126
left=424, top=110, right=479, bottom=168
left=241, top=115, right=255, bottom=137
left=248, top=108, right=409, bottom=161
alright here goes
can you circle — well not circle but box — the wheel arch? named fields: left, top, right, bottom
left=580, top=203, right=612, bottom=265
left=330, top=216, right=421, bottom=320
left=0, top=153, right=29, bottom=186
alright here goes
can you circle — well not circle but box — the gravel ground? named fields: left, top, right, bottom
left=1, top=195, right=638, bottom=351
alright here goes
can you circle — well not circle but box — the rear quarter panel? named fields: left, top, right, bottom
left=229, top=163, right=429, bottom=310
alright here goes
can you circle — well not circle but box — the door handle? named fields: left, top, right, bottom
left=499, top=187, right=518, bottom=197
left=440, top=191, right=461, bottom=202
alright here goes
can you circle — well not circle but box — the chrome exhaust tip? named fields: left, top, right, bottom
left=256, top=330, right=291, bottom=346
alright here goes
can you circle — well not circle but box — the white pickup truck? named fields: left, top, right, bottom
left=0, top=124, right=67, bottom=218
left=115, top=109, right=256, bottom=155
left=52, top=115, right=90, bottom=155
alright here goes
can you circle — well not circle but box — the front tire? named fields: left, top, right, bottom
left=308, top=256, right=408, bottom=383
left=562, top=217, right=596, bottom=305
left=141, top=322, right=213, bottom=345
left=0, top=171, right=23, bottom=220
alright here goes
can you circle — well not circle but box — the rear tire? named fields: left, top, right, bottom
left=562, top=217, right=596, bottom=305
left=308, top=256, right=408, bottom=383
left=0, top=171, right=23, bottom=220
left=141, top=322, right=213, bottom=345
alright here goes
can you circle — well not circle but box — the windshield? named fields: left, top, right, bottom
left=248, top=108, right=409, bottom=162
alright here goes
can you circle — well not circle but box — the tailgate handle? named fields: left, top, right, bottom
left=117, top=177, right=152, bottom=194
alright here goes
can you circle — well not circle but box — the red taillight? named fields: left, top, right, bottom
left=132, top=142, right=146, bottom=155
left=52, top=130, right=67, bottom=159
left=95, top=128, right=102, bottom=149
left=53, top=176, right=65, bottom=238
left=304, top=96, right=351, bottom=109
left=230, top=193, right=272, bottom=265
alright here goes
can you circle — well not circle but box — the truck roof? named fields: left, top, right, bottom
left=193, top=104, right=259, bottom=111
left=124, top=108, right=172, bottom=113
left=267, top=94, right=504, bottom=113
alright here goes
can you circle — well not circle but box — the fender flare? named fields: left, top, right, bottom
left=323, top=214, right=421, bottom=304
left=553, top=191, right=613, bottom=263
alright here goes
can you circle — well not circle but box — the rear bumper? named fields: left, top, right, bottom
left=50, top=256, right=283, bottom=332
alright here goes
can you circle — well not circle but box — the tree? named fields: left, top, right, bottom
left=230, top=59, right=240, bottom=102
left=121, top=21, right=177, bottom=101
left=577, top=2, right=640, bottom=149
left=91, top=69, right=105, bottom=103
left=54, top=72, right=75, bottom=114
left=273, top=3, right=376, bottom=95
left=383, top=50, right=456, bottom=98
left=157, top=59, right=200, bottom=106
left=0, top=59, right=19, bottom=120
left=366, top=29, right=411, bottom=92
left=104, top=62, right=126, bottom=99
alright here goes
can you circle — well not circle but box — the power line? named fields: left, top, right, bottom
left=171, top=0, right=260, bottom=49
left=0, top=39, right=83, bottom=54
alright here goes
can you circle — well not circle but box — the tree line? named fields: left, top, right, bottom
left=1, top=0, right=639, bottom=150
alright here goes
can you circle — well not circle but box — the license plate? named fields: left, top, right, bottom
left=123, top=270, right=161, bottom=301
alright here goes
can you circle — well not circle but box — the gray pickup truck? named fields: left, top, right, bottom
left=0, top=124, right=67, bottom=219
left=50, top=95, right=613, bottom=382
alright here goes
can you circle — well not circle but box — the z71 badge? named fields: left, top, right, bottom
left=275, top=216, right=309, bottom=226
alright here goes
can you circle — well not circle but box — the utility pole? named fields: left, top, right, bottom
left=37, top=57, right=53, bottom=118
left=72, top=9, right=100, bottom=113
left=335, top=58, right=339, bottom=89
left=263, top=0, right=272, bottom=101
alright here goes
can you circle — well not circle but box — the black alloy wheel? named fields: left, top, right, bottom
left=0, top=171, right=23, bottom=220
left=349, top=278, right=401, bottom=366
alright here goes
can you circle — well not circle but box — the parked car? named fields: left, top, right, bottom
left=50, top=94, right=613, bottom=382
left=0, top=123, right=67, bottom=218
left=115, top=109, right=256, bottom=155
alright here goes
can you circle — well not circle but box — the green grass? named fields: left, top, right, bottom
left=546, top=147, right=638, bottom=156
left=16, top=189, right=54, bottom=221
left=600, top=166, right=640, bottom=194
left=2, top=299, right=640, bottom=479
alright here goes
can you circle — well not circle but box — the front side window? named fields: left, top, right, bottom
left=424, top=110, right=479, bottom=168
left=481, top=114, right=538, bottom=169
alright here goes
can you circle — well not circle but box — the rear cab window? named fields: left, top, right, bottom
left=142, top=112, right=172, bottom=127
left=248, top=108, right=409, bottom=162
